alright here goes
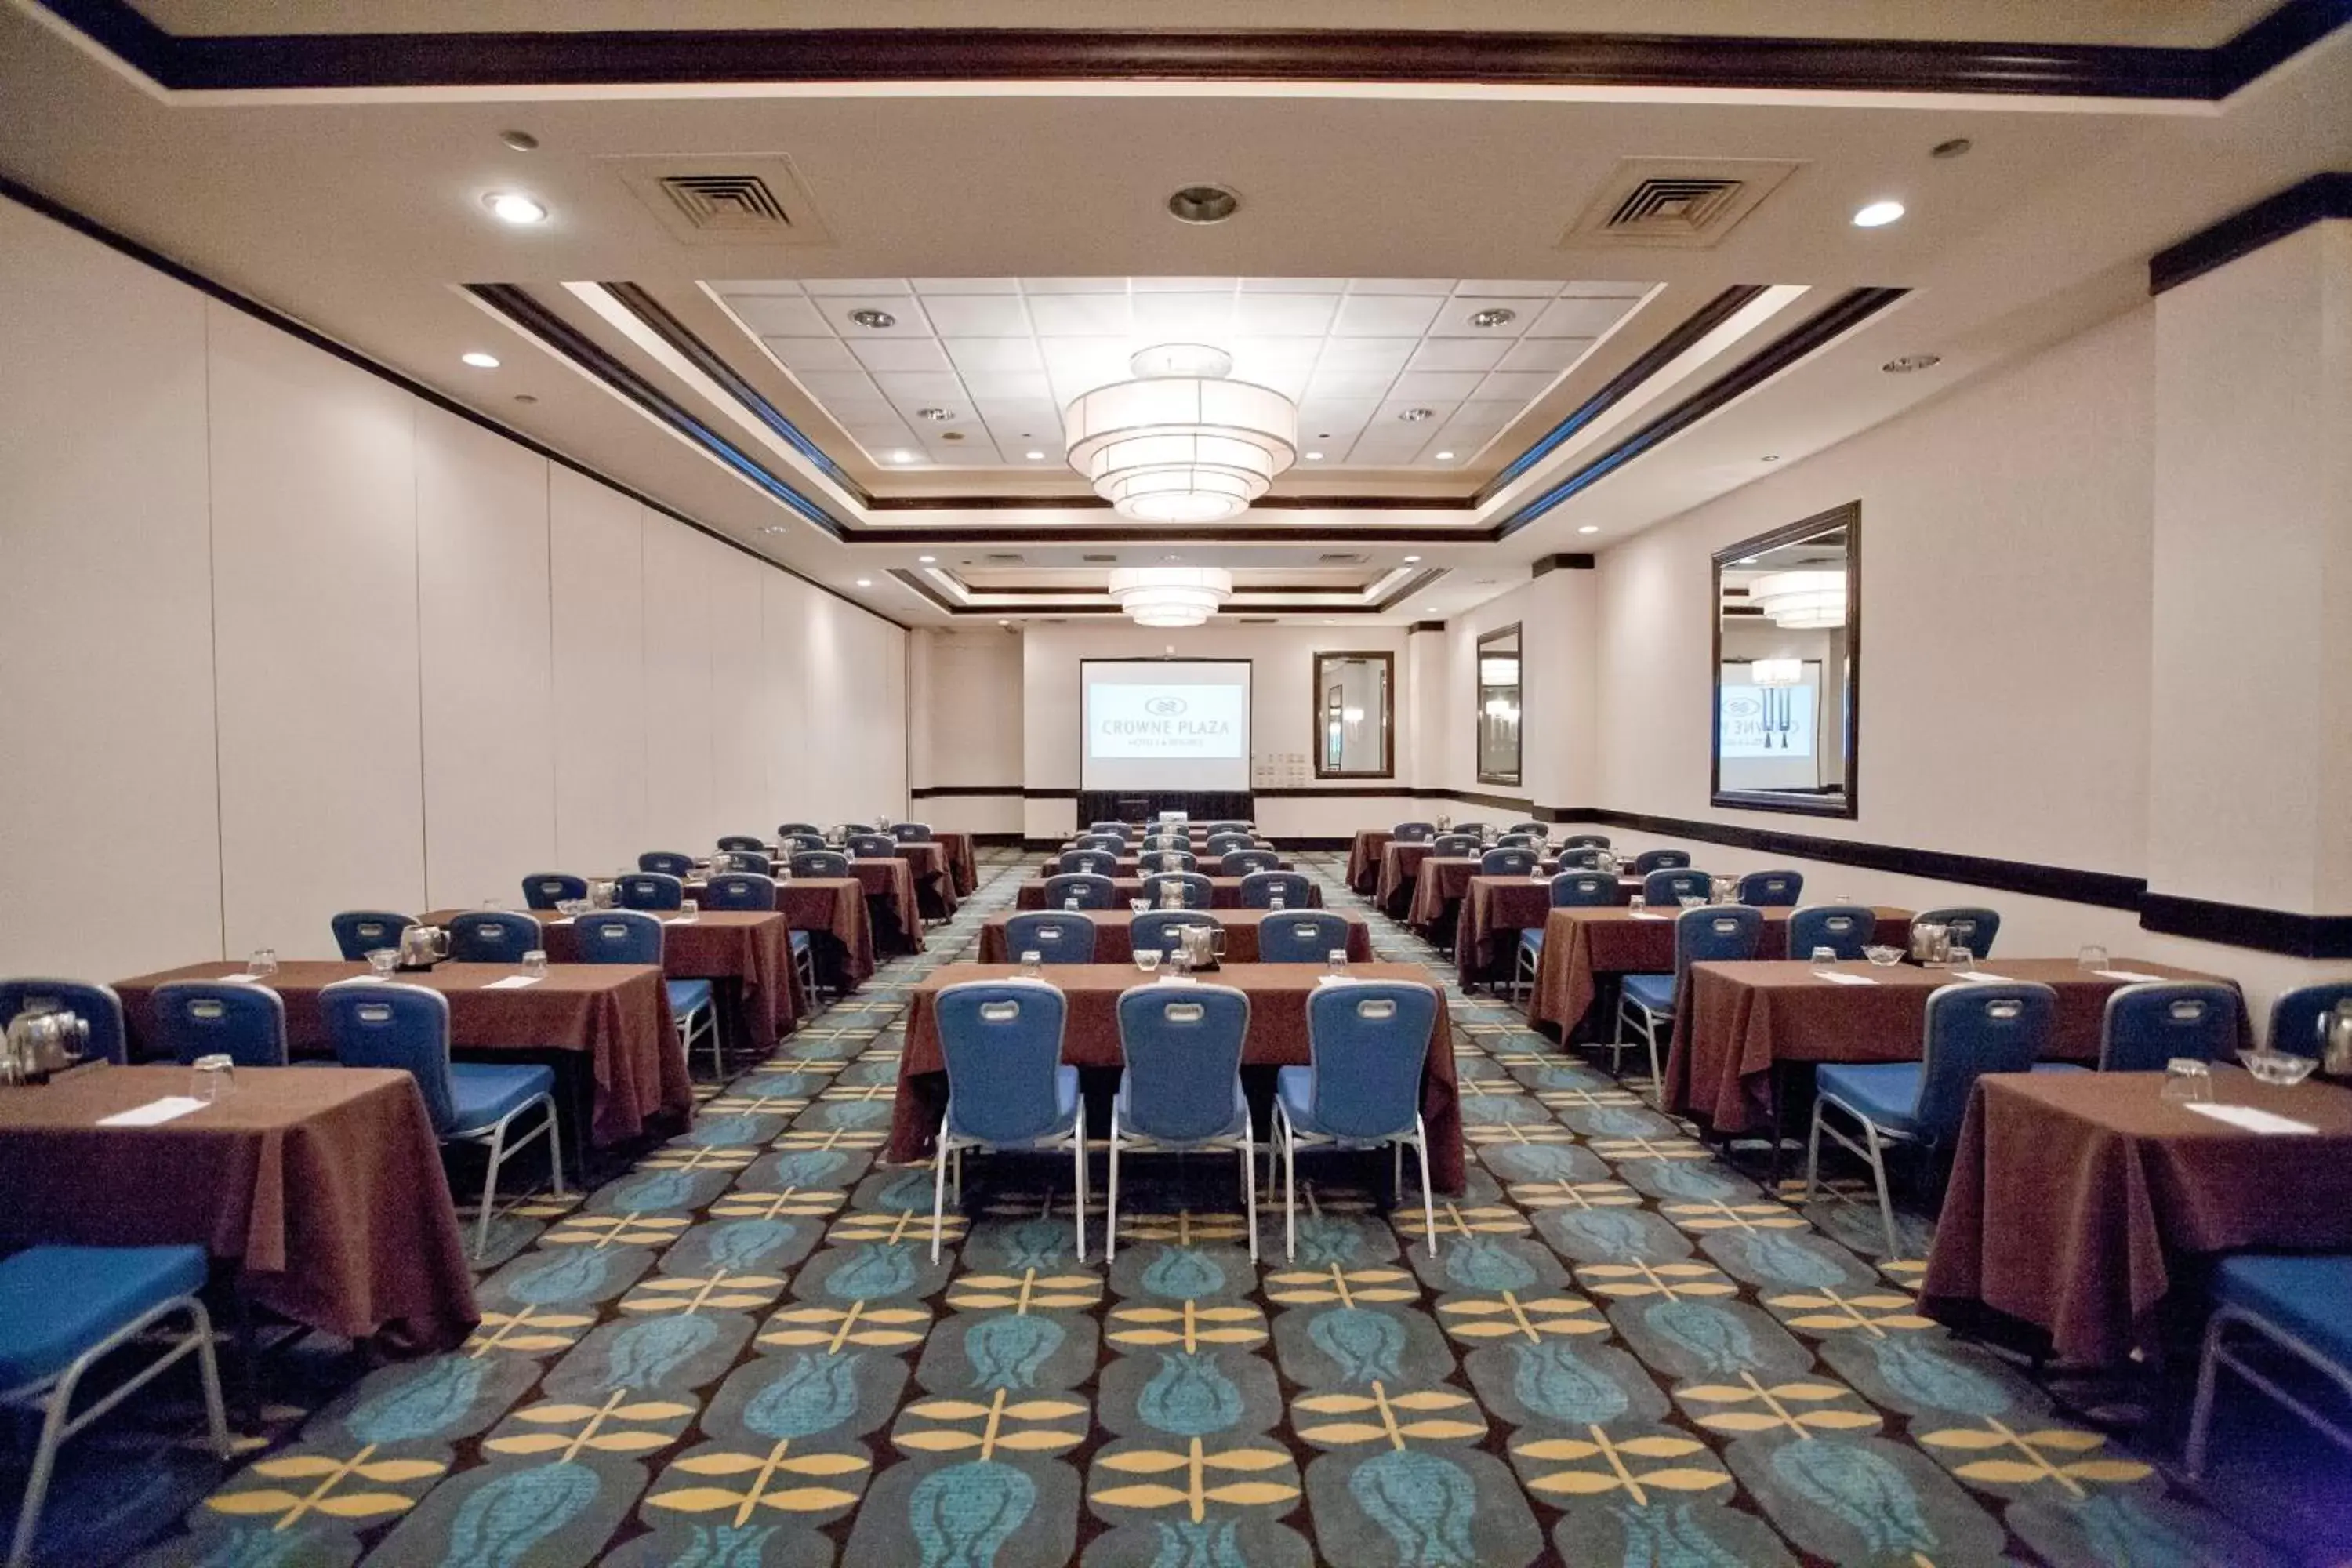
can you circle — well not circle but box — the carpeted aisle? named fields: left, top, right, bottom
left=40, top=848, right=2298, bottom=1566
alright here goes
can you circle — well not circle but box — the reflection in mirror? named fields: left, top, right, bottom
left=1711, top=503, right=1857, bottom=818
left=1314, top=651, right=1394, bottom=778
left=1476, top=625, right=1523, bottom=786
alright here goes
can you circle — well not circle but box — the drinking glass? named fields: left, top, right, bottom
left=2078, top=945, right=2111, bottom=973
left=1064, top=896, right=1082, bottom=913
left=1129, top=898, right=1151, bottom=915
left=190, top=1054, right=234, bottom=1103
left=681, top=899, right=699, bottom=923
left=1678, top=895, right=1705, bottom=910
left=1810, top=946, right=1838, bottom=975
left=1269, top=893, right=1287, bottom=912
left=1947, top=946, right=1975, bottom=972
left=1628, top=895, right=1647, bottom=914
left=247, top=949, right=278, bottom=979
left=522, top=949, right=549, bottom=981
left=2160, top=1058, right=2214, bottom=1105
left=1134, top=949, right=1161, bottom=975
left=1327, top=949, right=1350, bottom=977
left=367, top=949, right=398, bottom=979
left=1019, top=949, right=1042, bottom=979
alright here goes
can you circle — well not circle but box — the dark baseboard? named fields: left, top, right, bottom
left=971, top=832, right=1025, bottom=848
left=2139, top=892, right=2352, bottom=960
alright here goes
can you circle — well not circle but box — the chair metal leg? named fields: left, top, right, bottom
left=1860, top=1120, right=1900, bottom=1258
left=1280, top=1111, right=1299, bottom=1262
left=9, top=1362, right=74, bottom=1568
left=1412, top=1118, right=1440, bottom=1261
left=1238, top=1136, right=1258, bottom=1262
left=1802, top=1097, right=1828, bottom=1203
left=2186, top=1309, right=2228, bottom=1479
left=1105, top=1116, right=1121, bottom=1264
left=191, top=1301, right=230, bottom=1461
left=930, top=1116, right=953, bottom=1265
left=542, top=1096, right=570, bottom=1200
left=1071, top=1123, right=1088, bottom=1263
left=474, top=1115, right=509, bottom=1260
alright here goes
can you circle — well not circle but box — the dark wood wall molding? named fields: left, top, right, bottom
left=31, top=0, right=2350, bottom=100
left=1532, top=554, right=1598, bottom=575
left=2147, top=172, right=2352, bottom=295
left=1411, top=621, right=1447, bottom=633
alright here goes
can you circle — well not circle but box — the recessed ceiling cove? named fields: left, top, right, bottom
left=702, top=277, right=1652, bottom=473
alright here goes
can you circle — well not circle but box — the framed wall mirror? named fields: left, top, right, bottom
left=1712, top=502, right=1859, bottom=817
left=1475, top=624, right=1523, bottom=786
left=1313, top=650, right=1395, bottom=779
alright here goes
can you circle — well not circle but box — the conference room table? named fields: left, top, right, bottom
left=975, top=907, right=1374, bottom=965
left=1661, top=956, right=2249, bottom=1137
left=1345, top=829, right=1394, bottom=894
left=1372, top=840, right=1436, bottom=918
left=1523, top=902, right=1915, bottom=1033
left=114, top=959, right=691, bottom=1147
left=934, top=832, right=979, bottom=898
left=0, top=1063, right=480, bottom=1350
left=1407, top=860, right=1645, bottom=936
left=889, top=961, right=1466, bottom=1191
left=423, top=907, right=800, bottom=1060
left=1036, top=855, right=1294, bottom=877
left=1922, top=1069, right=2352, bottom=1367
left=1014, top=876, right=1327, bottom=912
left=684, top=875, right=884, bottom=986
left=896, top=841, right=960, bottom=921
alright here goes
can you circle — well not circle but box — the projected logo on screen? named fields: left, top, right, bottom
left=1144, top=696, right=1187, bottom=717
left=1091, top=684, right=1245, bottom=759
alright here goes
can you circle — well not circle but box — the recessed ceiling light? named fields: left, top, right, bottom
left=849, top=309, right=897, bottom=329
left=1422, top=604, right=1439, bottom=612
left=761, top=524, right=789, bottom=535
left=499, top=129, right=539, bottom=152
left=1399, top=408, right=1434, bottom=423
left=939, top=430, right=966, bottom=443
left=1434, top=451, right=1455, bottom=461
left=888, top=449, right=915, bottom=463
left=1882, top=354, right=1942, bottom=374
left=997, top=618, right=1011, bottom=626
left=917, top=407, right=955, bottom=422
left=855, top=578, right=873, bottom=587
left=1931, top=137, right=1973, bottom=160
left=1163, top=554, right=1182, bottom=562
left=917, top=554, right=936, bottom=564
left=1468, top=307, right=1517, bottom=329
left=1737, top=556, right=1759, bottom=565
left=460, top=351, right=500, bottom=369
left=1025, top=450, right=1046, bottom=460
left=1403, top=554, right=1421, bottom=564
left=483, top=191, right=547, bottom=225
left=1166, top=184, right=1240, bottom=225
left=512, top=394, right=537, bottom=405
left=1761, top=454, right=1780, bottom=462
left=1305, top=452, right=1325, bottom=461
left=1852, top=200, right=1907, bottom=228
left=1577, top=525, right=1600, bottom=535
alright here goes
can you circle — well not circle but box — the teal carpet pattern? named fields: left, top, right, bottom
left=15, top=849, right=2340, bottom=1566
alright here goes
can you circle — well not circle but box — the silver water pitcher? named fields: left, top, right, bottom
left=397, top=924, right=451, bottom=971
left=2321, top=1000, right=2352, bottom=1081
left=1908, top=920, right=1951, bottom=965
left=1176, top=924, right=1226, bottom=972
left=0, top=1010, right=89, bottom=1084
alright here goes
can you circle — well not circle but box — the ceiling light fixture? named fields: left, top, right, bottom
left=1109, top=567, right=1232, bottom=628
left=1577, top=525, right=1600, bottom=535
left=848, top=309, right=897, bottom=329
left=1852, top=200, right=1907, bottom=228
left=1025, top=450, right=1046, bottom=460
left=499, top=130, right=539, bottom=152
left=1434, top=451, right=1455, bottom=461
left=917, top=554, right=936, bottom=564
left=917, top=407, right=955, bottom=422
left=1305, top=452, right=1324, bottom=461
left=461, top=351, right=500, bottom=368
left=760, top=524, right=789, bottom=535
left=1882, top=354, right=1942, bottom=374
left=888, top=449, right=915, bottom=463
left=1166, top=184, right=1240, bottom=225
left=1931, top=137, right=1973, bottom=160
left=997, top=619, right=1011, bottom=626
left=483, top=192, right=547, bottom=225
left=1761, top=454, right=1781, bottom=462
left=1063, top=343, right=1298, bottom=522
left=513, top=394, right=537, bottom=405
left=855, top=578, right=873, bottom=587
left=1399, top=408, right=1434, bottom=423
left=1468, top=307, right=1518, bottom=328
left=1403, top=554, right=1421, bottom=564
left=1751, top=569, right=1847, bottom=629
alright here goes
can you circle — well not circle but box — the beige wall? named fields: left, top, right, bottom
left=0, top=198, right=906, bottom=979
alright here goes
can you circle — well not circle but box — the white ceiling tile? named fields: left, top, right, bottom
left=1387, top=371, right=1483, bottom=402
left=912, top=278, right=1022, bottom=294
left=1497, top=336, right=1592, bottom=372
left=1240, top=278, right=1351, bottom=293
left=1439, top=399, right=1520, bottom=434
left=1027, top=293, right=1133, bottom=337
left=1295, top=400, right=1377, bottom=440
left=764, top=336, right=859, bottom=372
left=849, top=338, right=954, bottom=374
left=1305, top=373, right=1400, bottom=404
left=1426, top=297, right=1540, bottom=339
left=1131, top=292, right=1236, bottom=339
left=1332, top=295, right=1445, bottom=337
left=1406, top=338, right=1510, bottom=372
left=1453, top=280, right=1566, bottom=297
left=1475, top=370, right=1564, bottom=402
left=945, top=339, right=1046, bottom=376
left=1526, top=297, right=1636, bottom=338
left=1560, top=281, right=1653, bottom=298
left=873, top=372, right=969, bottom=411
left=921, top=294, right=1033, bottom=336
left=1312, top=338, right=1417, bottom=375
left=1020, top=277, right=1130, bottom=293
left=731, top=296, right=832, bottom=336
left=1232, top=294, right=1339, bottom=335
left=712, top=279, right=803, bottom=297
left=1374, top=396, right=1460, bottom=426
left=800, top=278, right=913, bottom=296
left=985, top=418, right=1058, bottom=454
left=793, top=370, right=883, bottom=405
left=812, top=295, right=935, bottom=336
left=969, top=393, right=1058, bottom=423
left=1348, top=278, right=1458, bottom=295
left=1131, top=278, right=1238, bottom=292
left=924, top=433, right=1001, bottom=463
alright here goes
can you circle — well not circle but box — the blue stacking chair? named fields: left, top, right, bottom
left=1275, top=980, right=1443, bottom=1260
left=2100, top=981, right=2241, bottom=1072
left=1496, top=833, right=1541, bottom=850
left=1089, top=821, right=1131, bottom=840
left=1074, top=833, right=1127, bottom=854
left=704, top=873, right=815, bottom=996
left=617, top=872, right=686, bottom=911
left=1139, top=849, right=1198, bottom=874
left=332, top=909, right=416, bottom=961
left=575, top=909, right=720, bottom=1080
left=717, top=835, right=766, bottom=853
left=1259, top=911, right=1349, bottom=964
left=1044, top=873, right=1117, bottom=910
left=790, top=849, right=851, bottom=878
left=840, top=823, right=877, bottom=837
left=779, top=833, right=826, bottom=855
left=1392, top=821, right=1436, bottom=843
left=847, top=834, right=896, bottom=860
left=1616, top=904, right=1762, bottom=1091
left=0, top=980, right=128, bottom=1066
left=1481, top=846, right=1539, bottom=877
left=1507, top=821, right=1548, bottom=838
left=149, top=981, right=288, bottom=1067
left=777, top=822, right=821, bottom=837
left=1642, top=868, right=1710, bottom=905
left=1131, top=910, right=1218, bottom=955
left=446, top=911, right=543, bottom=964
left=2269, top=981, right=2352, bottom=1057
left=1632, top=848, right=1690, bottom=874
left=1060, top=848, right=1120, bottom=877
left=1240, top=870, right=1312, bottom=909
left=1141, top=872, right=1214, bottom=910
left=0, top=1244, right=230, bottom=1568
left=1221, top=848, right=1280, bottom=877
left=1512, top=873, right=1618, bottom=1002
left=1451, top=822, right=1488, bottom=839
left=1556, top=847, right=1612, bottom=872
left=931, top=981, right=1087, bottom=1262
left=2187, top=1251, right=2352, bottom=1479
left=1563, top=833, right=1610, bottom=850
left=1739, top=869, right=1805, bottom=907
left=1111, top=984, right=1257, bottom=1261
left=321, top=982, right=567, bottom=1258
left=1205, top=833, right=1254, bottom=859
left=1004, top=912, right=1098, bottom=965
left=717, top=849, right=774, bottom=877
left=1786, top=904, right=1878, bottom=963
left=1916, top=906, right=2001, bottom=959
left=1431, top=833, right=1480, bottom=859
left=639, top=851, right=695, bottom=877
left=891, top=822, right=934, bottom=843
left=1204, top=821, right=1250, bottom=837
left=521, top=873, right=587, bottom=911
left=1805, top=981, right=2062, bottom=1257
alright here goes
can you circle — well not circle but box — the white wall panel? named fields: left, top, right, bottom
left=708, top=543, right=771, bottom=838
left=640, top=514, right=717, bottom=853
left=0, top=201, right=221, bottom=976
left=549, top=466, right=648, bottom=875
left=206, top=303, right=426, bottom=955
left=763, top=572, right=813, bottom=833
left=416, top=405, right=555, bottom=909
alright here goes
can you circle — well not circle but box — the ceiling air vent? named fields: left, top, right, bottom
left=601, top=154, right=833, bottom=247
left=1564, top=158, right=1800, bottom=249
left=1081, top=553, right=1118, bottom=564
left=982, top=553, right=1025, bottom=566
left=1238, top=617, right=1277, bottom=625
left=1317, top=552, right=1368, bottom=565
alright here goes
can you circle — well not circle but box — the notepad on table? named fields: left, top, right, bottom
left=483, top=975, right=542, bottom=990
left=1814, top=971, right=1880, bottom=986
left=2094, top=968, right=2168, bottom=983
left=1951, top=971, right=2016, bottom=984
left=2183, top=1102, right=2318, bottom=1135
left=1627, top=912, right=1672, bottom=921
left=99, top=1097, right=206, bottom=1127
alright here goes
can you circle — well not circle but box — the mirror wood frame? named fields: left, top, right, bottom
left=1311, top=648, right=1397, bottom=779
left=1710, top=500, right=1860, bottom=819
left=1475, top=622, right=1524, bottom=788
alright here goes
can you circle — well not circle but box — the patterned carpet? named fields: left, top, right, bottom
left=15, top=848, right=2336, bottom=1566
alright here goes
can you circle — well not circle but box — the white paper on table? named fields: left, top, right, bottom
left=217, top=973, right=262, bottom=985
left=1627, top=913, right=1673, bottom=921
left=2094, top=968, right=2168, bottom=982
left=662, top=916, right=696, bottom=926
left=483, top=975, right=542, bottom=990
left=2182, top=1102, right=2319, bottom=1135
left=99, top=1097, right=207, bottom=1127
left=1814, top=971, right=1880, bottom=986
left=1951, top=971, right=2017, bottom=984
left=545, top=916, right=575, bottom=927
left=1156, top=975, right=1200, bottom=986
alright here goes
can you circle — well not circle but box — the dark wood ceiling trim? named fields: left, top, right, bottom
left=861, top=491, right=1482, bottom=513
left=41, top=2, right=2350, bottom=99
left=1532, top=553, right=1597, bottom=574
left=1411, top=619, right=1447, bottom=633
left=2147, top=172, right=2352, bottom=295
left=1494, top=287, right=1911, bottom=537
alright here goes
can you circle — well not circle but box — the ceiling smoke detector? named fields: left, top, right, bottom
left=1468, top=307, right=1517, bottom=328
left=917, top=407, right=955, bottom=422
left=1166, top=184, right=1241, bottom=225
left=1399, top=408, right=1434, bottom=423
left=1882, top=354, right=1942, bottom=374
left=850, top=309, right=897, bottom=330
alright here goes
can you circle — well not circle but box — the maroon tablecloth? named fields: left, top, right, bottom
left=1346, top=830, right=1393, bottom=895
left=1373, top=841, right=1434, bottom=918
left=935, top=832, right=980, bottom=898
left=898, top=842, right=960, bottom=921
left=1014, top=877, right=1325, bottom=912
left=1922, top=1069, right=2352, bottom=1366
left=891, top=962, right=1463, bottom=1190
left=1664, top=956, right=2248, bottom=1135
left=779, top=877, right=877, bottom=989
left=851, top=857, right=925, bottom=954
left=116, top=960, right=688, bottom=1147
left=1525, top=905, right=1914, bottom=1033
left=0, top=1064, right=477, bottom=1350
left=1036, top=855, right=1293, bottom=877
left=976, top=909, right=1374, bottom=966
